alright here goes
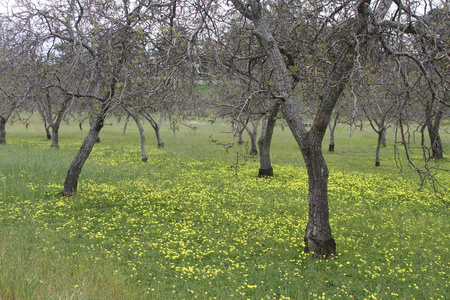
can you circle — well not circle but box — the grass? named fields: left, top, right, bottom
left=0, top=118, right=449, bottom=299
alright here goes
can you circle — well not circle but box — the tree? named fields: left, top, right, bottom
left=228, top=0, right=403, bottom=257
left=0, top=15, right=34, bottom=144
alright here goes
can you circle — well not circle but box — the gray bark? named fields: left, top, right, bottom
left=245, top=117, right=260, bottom=155
left=0, top=116, right=6, bottom=145
left=258, top=100, right=281, bottom=177
left=63, top=112, right=105, bottom=196
left=123, top=107, right=148, bottom=162
left=142, top=111, right=164, bottom=148
left=230, top=0, right=362, bottom=257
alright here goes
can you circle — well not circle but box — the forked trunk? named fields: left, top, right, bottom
left=63, top=115, right=104, bottom=196
left=0, top=116, right=6, bottom=145
left=142, top=111, right=165, bottom=148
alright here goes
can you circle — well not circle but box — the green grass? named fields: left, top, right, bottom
left=0, top=118, right=448, bottom=299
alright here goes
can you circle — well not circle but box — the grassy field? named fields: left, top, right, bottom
left=0, top=118, right=448, bottom=299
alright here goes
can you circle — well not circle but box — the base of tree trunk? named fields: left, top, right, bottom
left=47, top=134, right=52, bottom=140
left=328, top=144, right=335, bottom=152
left=142, top=157, right=148, bottom=163
left=258, top=168, right=273, bottom=178
left=375, top=161, right=380, bottom=167
left=250, top=149, right=258, bottom=155
left=304, top=236, right=336, bottom=258
left=95, top=137, right=101, bottom=143
left=158, top=142, right=165, bottom=148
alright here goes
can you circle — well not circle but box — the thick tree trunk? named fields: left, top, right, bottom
left=381, top=129, right=387, bottom=147
left=63, top=115, right=104, bottom=196
left=258, top=100, right=280, bottom=177
left=51, top=125, right=60, bottom=149
left=428, top=127, right=443, bottom=159
left=0, top=116, right=6, bottom=145
left=304, top=144, right=336, bottom=257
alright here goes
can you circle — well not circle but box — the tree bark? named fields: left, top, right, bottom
left=51, top=125, right=60, bottom=149
left=426, top=103, right=444, bottom=159
left=328, top=113, right=339, bottom=152
left=0, top=116, right=6, bottom=145
left=381, top=129, right=387, bottom=147
left=237, top=122, right=245, bottom=144
left=375, top=131, right=382, bottom=166
left=231, top=0, right=361, bottom=257
left=258, top=100, right=280, bottom=177
left=63, top=113, right=105, bottom=196
left=303, top=141, right=336, bottom=257
left=124, top=108, right=148, bottom=162
left=245, top=118, right=260, bottom=155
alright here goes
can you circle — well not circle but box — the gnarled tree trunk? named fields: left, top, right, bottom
left=303, top=140, right=336, bottom=256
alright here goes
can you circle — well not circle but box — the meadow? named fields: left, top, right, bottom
left=0, top=118, right=448, bottom=299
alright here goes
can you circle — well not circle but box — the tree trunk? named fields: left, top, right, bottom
left=63, top=114, right=105, bottom=196
left=0, top=116, right=6, bottom=145
left=122, top=114, right=130, bottom=135
left=237, top=123, right=245, bottom=144
left=328, top=113, right=339, bottom=152
left=375, top=131, right=382, bottom=166
left=258, top=100, right=280, bottom=177
left=142, top=111, right=164, bottom=148
left=45, top=126, right=52, bottom=140
left=425, top=98, right=445, bottom=159
left=125, top=109, right=148, bottom=162
left=51, top=125, right=60, bottom=149
left=381, top=129, right=387, bottom=147
left=246, top=118, right=260, bottom=155
left=428, top=126, right=443, bottom=159
left=303, top=143, right=336, bottom=257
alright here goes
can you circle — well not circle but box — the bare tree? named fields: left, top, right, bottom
left=227, top=0, right=412, bottom=257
